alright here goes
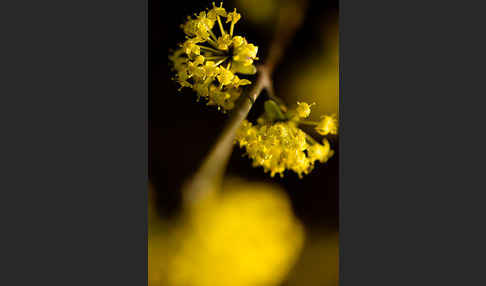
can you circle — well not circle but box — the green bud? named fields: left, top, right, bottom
left=264, top=100, right=287, bottom=122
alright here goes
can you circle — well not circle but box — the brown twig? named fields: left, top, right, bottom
left=182, top=1, right=307, bottom=206
left=182, top=68, right=269, bottom=204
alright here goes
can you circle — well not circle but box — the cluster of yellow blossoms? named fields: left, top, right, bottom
left=235, top=101, right=338, bottom=178
left=169, top=2, right=259, bottom=111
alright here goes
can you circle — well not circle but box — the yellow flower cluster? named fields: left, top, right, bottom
left=235, top=102, right=336, bottom=178
left=165, top=179, right=304, bottom=286
left=169, top=2, right=259, bottom=111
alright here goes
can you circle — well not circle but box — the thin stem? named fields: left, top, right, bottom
left=215, top=57, right=229, bottom=66
left=208, top=29, right=218, bottom=42
left=299, top=120, right=319, bottom=126
left=230, top=21, right=235, bottom=36
left=217, top=16, right=226, bottom=36
left=207, top=37, right=219, bottom=49
left=199, top=45, right=224, bottom=54
left=182, top=68, right=268, bottom=204
left=205, top=55, right=226, bottom=60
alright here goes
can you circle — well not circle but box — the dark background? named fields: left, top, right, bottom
left=149, top=0, right=339, bottom=231
left=5, top=0, right=485, bottom=285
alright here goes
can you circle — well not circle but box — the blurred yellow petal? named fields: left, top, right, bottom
left=160, top=178, right=305, bottom=286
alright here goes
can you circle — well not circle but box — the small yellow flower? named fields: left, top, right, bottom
left=232, top=35, right=246, bottom=48
left=233, top=42, right=259, bottom=66
left=226, top=9, right=241, bottom=25
left=216, top=34, right=233, bottom=51
left=295, top=101, right=314, bottom=118
left=203, top=61, right=219, bottom=77
left=316, top=114, right=338, bottom=135
left=307, top=139, right=334, bottom=163
left=169, top=2, right=259, bottom=111
left=207, top=86, right=240, bottom=110
left=182, top=12, right=215, bottom=40
left=182, top=38, right=201, bottom=55
left=232, top=76, right=252, bottom=88
left=216, top=66, right=235, bottom=86
left=207, top=2, right=227, bottom=20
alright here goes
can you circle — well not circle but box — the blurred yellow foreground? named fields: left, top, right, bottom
left=149, top=179, right=305, bottom=286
